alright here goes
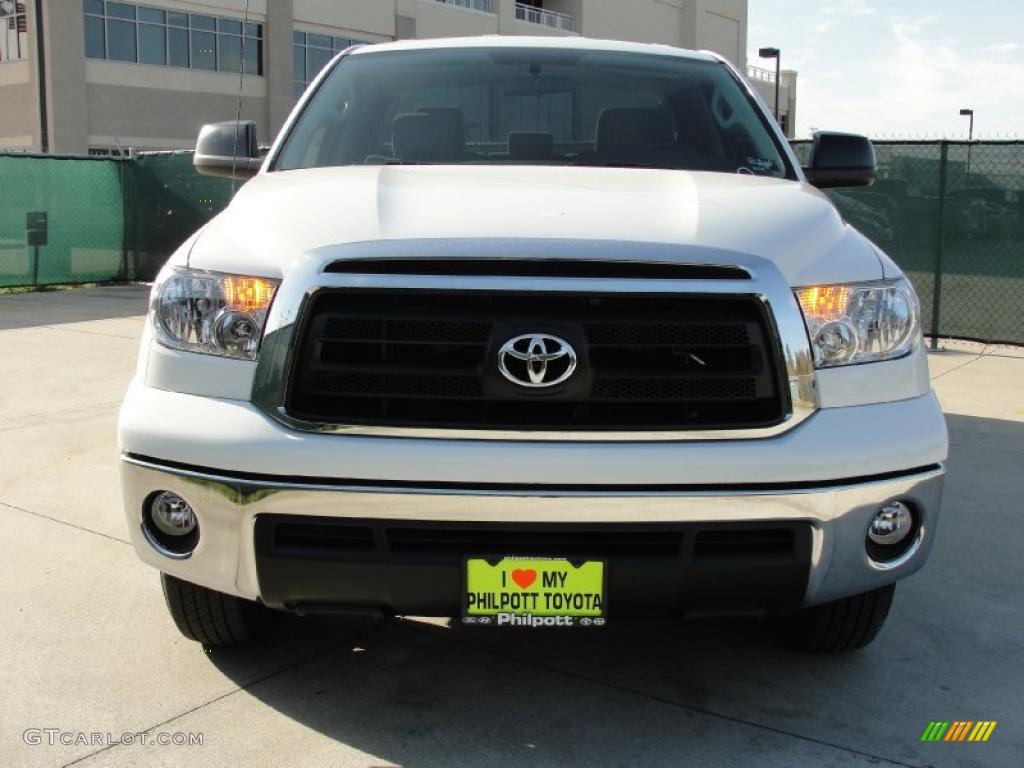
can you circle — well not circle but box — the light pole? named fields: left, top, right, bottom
left=960, top=108, right=974, bottom=179
left=959, top=108, right=974, bottom=140
left=759, top=47, right=781, bottom=124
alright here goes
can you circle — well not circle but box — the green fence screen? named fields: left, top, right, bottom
left=0, top=151, right=232, bottom=288
left=126, top=152, right=234, bottom=281
left=792, top=140, right=1024, bottom=344
left=2, top=142, right=1023, bottom=344
left=0, top=154, right=126, bottom=287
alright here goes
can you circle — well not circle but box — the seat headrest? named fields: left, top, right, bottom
left=508, top=132, right=554, bottom=160
left=392, top=111, right=464, bottom=162
left=596, top=108, right=674, bottom=154
left=417, top=106, right=466, bottom=147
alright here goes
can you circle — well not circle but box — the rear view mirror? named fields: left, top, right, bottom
left=194, top=121, right=261, bottom=179
left=803, top=131, right=876, bottom=189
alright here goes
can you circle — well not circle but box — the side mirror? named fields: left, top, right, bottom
left=194, top=121, right=262, bottom=179
left=803, top=131, right=876, bottom=188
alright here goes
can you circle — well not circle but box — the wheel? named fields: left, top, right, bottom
left=161, top=573, right=274, bottom=646
left=785, top=584, right=896, bottom=652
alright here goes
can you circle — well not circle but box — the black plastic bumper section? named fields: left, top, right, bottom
left=253, top=516, right=813, bottom=616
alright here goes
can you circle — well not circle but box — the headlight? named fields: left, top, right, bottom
left=795, top=278, right=921, bottom=368
left=153, top=268, right=279, bottom=360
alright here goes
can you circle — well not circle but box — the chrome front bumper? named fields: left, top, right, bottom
left=121, top=455, right=944, bottom=611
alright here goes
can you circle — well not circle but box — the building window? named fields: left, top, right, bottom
left=434, top=0, right=495, bottom=12
left=106, top=2, right=137, bottom=62
left=88, top=146, right=131, bottom=156
left=514, top=1, right=576, bottom=32
left=83, top=1, right=262, bottom=75
left=189, top=13, right=215, bottom=70
left=0, top=0, right=28, bottom=63
left=138, top=8, right=165, bottom=65
left=293, top=31, right=366, bottom=100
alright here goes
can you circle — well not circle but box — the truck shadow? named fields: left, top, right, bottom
left=205, top=612, right=872, bottom=765
left=203, top=606, right=909, bottom=768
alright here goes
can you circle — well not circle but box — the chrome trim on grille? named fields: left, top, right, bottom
left=252, top=239, right=818, bottom=441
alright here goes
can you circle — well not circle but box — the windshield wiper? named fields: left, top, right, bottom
left=363, top=156, right=429, bottom=166
left=584, top=162, right=680, bottom=170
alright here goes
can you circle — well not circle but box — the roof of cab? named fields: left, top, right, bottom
left=347, top=35, right=722, bottom=63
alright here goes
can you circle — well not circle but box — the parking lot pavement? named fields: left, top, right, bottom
left=1, top=285, right=1021, bottom=768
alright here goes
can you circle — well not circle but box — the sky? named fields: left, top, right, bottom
left=746, top=0, right=1023, bottom=139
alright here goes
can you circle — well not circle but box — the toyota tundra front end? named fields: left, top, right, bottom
left=119, top=37, right=947, bottom=651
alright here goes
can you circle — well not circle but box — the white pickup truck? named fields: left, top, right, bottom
left=119, top=37, right=947, bottom=652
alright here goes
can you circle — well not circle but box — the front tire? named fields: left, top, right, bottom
left=786, top=584, right=896, bottom=652
left=161, top=573, right=274, bottom=646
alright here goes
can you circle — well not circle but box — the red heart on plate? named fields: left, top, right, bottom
left=511, top=569, right=537, bottom=589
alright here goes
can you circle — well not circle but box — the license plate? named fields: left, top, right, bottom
left=462, top=557, right=606, bottom=628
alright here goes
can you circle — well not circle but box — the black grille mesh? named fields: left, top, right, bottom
left=585, top=322, right=750, bottom=346
left=286, top=290, right=786, bottom=430
left=592, top=377, right=757, bottom=400
left=313, top=372, right=483, bottom=398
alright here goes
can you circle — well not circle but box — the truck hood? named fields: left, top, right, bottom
left=187, top=165, right=884, bottom=285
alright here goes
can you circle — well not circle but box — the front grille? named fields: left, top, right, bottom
left=286, top=289, right=787, bottom=431
left=693, top=529, right=796, bottom=558
left=258, top=517, right=800, bottom=564
left=386, top=527, right=684, bottom=557
left=272, top=522, right=375, bottom=554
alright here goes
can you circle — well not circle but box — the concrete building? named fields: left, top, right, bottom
left=0, top=0, right=796, bottom=155
left=747, top=63, right=797, bottom=138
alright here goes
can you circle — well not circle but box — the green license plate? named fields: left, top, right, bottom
left=463, top=557, right=606, bottom=628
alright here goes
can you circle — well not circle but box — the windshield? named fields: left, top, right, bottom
left=274, top=46, right=793, bottom=178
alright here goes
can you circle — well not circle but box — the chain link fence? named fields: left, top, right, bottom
left=0, top=151, right=232, bottom=288
left=2, top=142, right=1022, bottom=344
left=792, top=140, right=1024, bottom=345
left=125, top=152, right=234, bottom=281
left=0, top=153, right=127, bottom=287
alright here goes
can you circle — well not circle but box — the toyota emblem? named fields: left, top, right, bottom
left=498, top=334, right=577, bottom=388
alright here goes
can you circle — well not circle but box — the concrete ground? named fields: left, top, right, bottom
left=1, top=285, right=1021, bottom=768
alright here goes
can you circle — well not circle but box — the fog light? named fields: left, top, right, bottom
left=868, top=502, right=912, bottom=546
left=151, top=491, right=197, bottom=537
left=144, top=491, right=199, bottom=558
